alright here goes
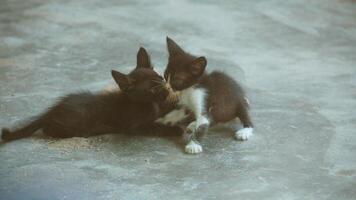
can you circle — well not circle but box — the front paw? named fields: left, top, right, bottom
left=185, top=140, right=203, bottom=154
left=235, top=127, right=253, bottom=141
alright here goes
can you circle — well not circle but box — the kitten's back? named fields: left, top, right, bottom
left=200, top=71, right=248, bottom=123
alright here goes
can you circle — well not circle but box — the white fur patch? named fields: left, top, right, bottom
left=179, top=87, right=206, bottom=114
left=196, top=116, right=209, bottom=129
left=178, top=87, right=210, bottom=129
left=185, top=140, right=203, bottom=154
left=158, top=87, right=210, bottom=128
left=155, top=108, right=187, bottom=125
left=235, top=127, right=253, bottom=140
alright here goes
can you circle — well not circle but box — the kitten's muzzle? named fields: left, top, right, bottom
left=154, top=87, right=169, bottom=102
left=165, top=74, right=183, bottom=91
left=162, top=82, right=180, bottom=104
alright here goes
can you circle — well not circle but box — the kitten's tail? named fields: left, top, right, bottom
left=1, top=118, right=43, bottom=141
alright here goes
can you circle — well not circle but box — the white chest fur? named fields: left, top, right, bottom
left=178, top=87, right=207, bottom=115
left=156, top=87, right=209, bottom=128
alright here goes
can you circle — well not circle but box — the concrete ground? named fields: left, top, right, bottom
left=1, top=0, right=356, bottom=199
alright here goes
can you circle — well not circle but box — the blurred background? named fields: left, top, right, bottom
left=0, top=0, right=355, bottom=199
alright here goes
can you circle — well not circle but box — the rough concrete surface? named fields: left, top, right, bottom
left=0, top=0, right=356, bottom=199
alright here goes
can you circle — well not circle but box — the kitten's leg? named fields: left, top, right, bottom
left=184, top=121, right=209, bottom=142
left=184, top=88, right=210, bottom=130
left=235, top=106, right=254, bottom=141
left=183, top=121, right=209, bottom=154
left=160, top=116, right=205, bottom=154
left=155, top=108, right=188, bottom=126
left=195, top=115, right=209, bottom=132
left=156, top=107, right=205, bottom=154
left=183, top=89, right=210, bottom=154
left=183, top=113, right=208, bottom=154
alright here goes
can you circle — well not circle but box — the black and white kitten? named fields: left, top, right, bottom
left=157, top=37, right=253, bottom=154
left=1, top=48, right=172, bottom=141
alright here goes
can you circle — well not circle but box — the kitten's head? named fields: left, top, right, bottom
left=164, top=37, right=207, bottom=91
left=111, top=47, right=169, bottom=103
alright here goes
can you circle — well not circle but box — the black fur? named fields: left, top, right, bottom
left=1, top=47, right=176, bottom=141
left=164, top=37, right=253, bottom=142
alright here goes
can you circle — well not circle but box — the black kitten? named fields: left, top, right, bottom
left=158, top=37, right=253, bottom=154
left=1, top=48, right=172, bottom=141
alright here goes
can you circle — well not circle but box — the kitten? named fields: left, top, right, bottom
left=158, top=37, right=253, bottom=154
left=1, top=48, right=174, bottom=141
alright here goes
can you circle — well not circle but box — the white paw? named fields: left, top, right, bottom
left=185, top=140, right=203, bottom=154
left=235, top=127, right=253, bottom=141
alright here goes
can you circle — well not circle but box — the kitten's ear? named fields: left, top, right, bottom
left=190, top=57, right=207, bottom=76
left=136, top=47, right=152, bottom=69
left=166, top=37, right=185, bottom=57
left=111, top=70, right=133, bottom=90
